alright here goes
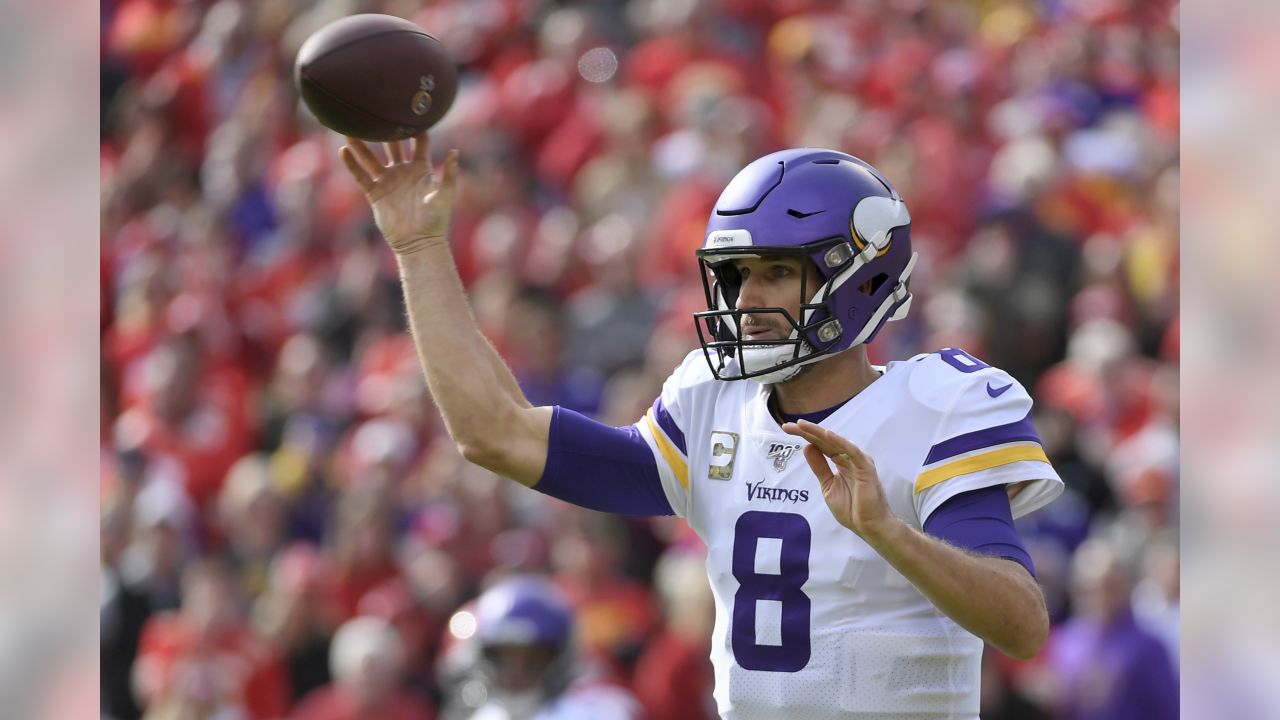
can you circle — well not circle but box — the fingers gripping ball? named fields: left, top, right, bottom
left=295, top=14, right=458, bottom=141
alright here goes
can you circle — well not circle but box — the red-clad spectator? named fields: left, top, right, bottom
left=253, top=543, right=343, bottom=704
left=634, top=548, right=716, bottom=720
left=535, top=90, right=605, bottom=193
left=104, top=0, right=198, bottom=78
left=218, top=453, right=289, bottom=597
left=325, top=490, right=403, bottom=622
left=641, top=174, right=721, bottom=286
left=357, top=579, right=439, bottom=693
left=350, top=332, right=420, bottom=419
left=119, top=35, right=215, bottom=167
left=134, top=558, right=289, bottom=719
left=116, top=332, right=254, bottom=514
left=104, top=248, right=175, bottom=386
left=291, top=616, right=434, bottom=720
left=552, top=512, right=659, bottom=684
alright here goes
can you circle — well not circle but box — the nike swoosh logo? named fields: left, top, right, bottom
left=787, top=209, right=825, bottom=219
left=986, top=382, right=1013, bottom=398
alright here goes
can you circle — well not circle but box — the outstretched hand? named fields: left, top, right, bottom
left=340, top=132, right=459, bottom=256
left=782, top=420, right=899, bottom=542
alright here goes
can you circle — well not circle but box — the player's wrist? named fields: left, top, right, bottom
left=394, top=240, right=452, bottom=279
left=388, top=232, right=448, bottom=256
left=858, top=514, right=911, bottom=553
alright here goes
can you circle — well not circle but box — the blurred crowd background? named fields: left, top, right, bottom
left=99, top=0, right=1180, bottom=718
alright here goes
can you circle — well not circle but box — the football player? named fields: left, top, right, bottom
left=437, top=576, right=641, bottom=720
left=340, top=134, right=1063, bottom=719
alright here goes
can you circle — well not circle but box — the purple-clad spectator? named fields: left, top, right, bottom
left=1047, top=538, right=1178, bottom=719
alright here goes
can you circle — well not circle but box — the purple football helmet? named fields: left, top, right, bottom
left=695, top=148, right=918, bottom=383
left=474, top=575, right=573, bottom=649
left=440, top=575, right=576, bottom=716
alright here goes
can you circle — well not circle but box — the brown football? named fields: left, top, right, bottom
left=294, top=14, right=458, bottom=141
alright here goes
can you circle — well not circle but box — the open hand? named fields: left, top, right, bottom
left=340, top=132, right=458, bottom=256
left=782, top=419, right=898, bottom=541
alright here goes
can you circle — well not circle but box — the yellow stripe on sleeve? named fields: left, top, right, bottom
left=914, top=445, right=1050, bottom=493
left=645, top=408, right=689, bottom=490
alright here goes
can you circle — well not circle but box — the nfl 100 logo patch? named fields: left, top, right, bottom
left=766, top=442, right=801, bottom=472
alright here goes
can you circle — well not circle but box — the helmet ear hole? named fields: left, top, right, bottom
left=857, top=273, right=890, bottom=296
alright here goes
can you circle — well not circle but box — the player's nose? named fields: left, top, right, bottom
left=736, top=271, right=768, bottom=310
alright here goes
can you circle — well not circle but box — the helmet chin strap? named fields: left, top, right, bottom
left=738, top=339, right=815, bottom=385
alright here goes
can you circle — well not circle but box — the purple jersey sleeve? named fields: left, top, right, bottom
left=922, top=485, right=1036, bottom=577
left=533, top=406, right=675, bottom=517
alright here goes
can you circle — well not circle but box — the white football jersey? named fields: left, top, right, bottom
left=635, top=348, right=1063, bottom=720
left=467, top=680, right=641, bottom=720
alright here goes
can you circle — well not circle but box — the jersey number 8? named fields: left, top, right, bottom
left=937, top=347, right=990, bottom=373
left=731, top=511, right=812, bottom=672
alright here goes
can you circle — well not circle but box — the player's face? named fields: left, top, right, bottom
left=732, top=255, right=815, bottom=342
left=489, top=644, right=556, bottom=692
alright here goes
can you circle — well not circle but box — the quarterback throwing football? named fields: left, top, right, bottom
left=340, top=133, right=1063, bottom=720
